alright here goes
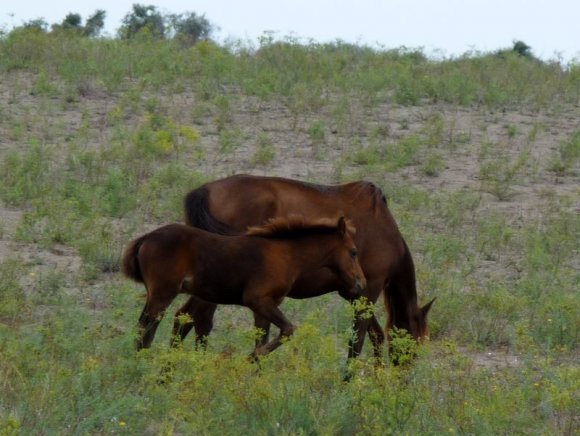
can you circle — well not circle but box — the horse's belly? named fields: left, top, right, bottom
left=191, top=286, right=244, bottom=306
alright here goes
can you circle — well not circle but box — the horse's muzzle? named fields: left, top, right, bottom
left=354, top=277, right=367, bottom=294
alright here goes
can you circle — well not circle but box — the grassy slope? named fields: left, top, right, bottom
left=0, top=32, right=578, bottom=434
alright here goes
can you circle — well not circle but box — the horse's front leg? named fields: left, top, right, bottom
left=344, top=280, right=383, bottom=378
left=340, top=298, right=384, bottom=360
left=347, top=311, right=372, bottom=360
left=367, top=314, right=385, bottom=361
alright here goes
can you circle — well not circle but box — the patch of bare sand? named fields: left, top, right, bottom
left=461, top=347, right=522, bottom=370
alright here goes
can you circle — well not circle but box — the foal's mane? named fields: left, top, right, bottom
left=246, top=215, right=355, bottom=238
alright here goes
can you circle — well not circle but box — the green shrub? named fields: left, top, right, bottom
left=0, top=141, right=52, bottom=206
left=476, top=212, right=513, bottom=260
left=251, top=133, right=276, bottom=166
left=308, top=120, right=326, bottom=144
left=420, top=150, right=445, bottom=176
left=479, top=146, right=531, bottom=200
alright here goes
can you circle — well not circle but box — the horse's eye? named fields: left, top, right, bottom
left=350, top=249, right=358, bottom=258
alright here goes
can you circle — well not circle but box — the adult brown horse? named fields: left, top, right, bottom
left=122, top=216, right=366, bottom=357
left=180, top=174, right=435, bottom=363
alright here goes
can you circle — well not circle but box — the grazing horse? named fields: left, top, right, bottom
left=181, top=174, right=435, bottom=362
left=122, top=216, right=366, bottom=357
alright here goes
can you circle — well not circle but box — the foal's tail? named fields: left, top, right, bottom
left=122, top=235, right=146, bottom=283
left=184, top=185, right=236, bottom=235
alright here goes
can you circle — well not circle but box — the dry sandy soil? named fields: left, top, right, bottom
left=1, top=80, right=578, bottom=368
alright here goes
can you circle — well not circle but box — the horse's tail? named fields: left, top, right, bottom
left=184, top=185, right=236, bottom=235
left=383, top=239, right=418, bottom=331
left=122, top=235, right=146, bottom=283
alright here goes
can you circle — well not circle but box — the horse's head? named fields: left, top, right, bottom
left=386, top=297, right=435, bottom=365
left=413, top=297, right=436, bottom=342
left=386, top=296, right=435, bottom=363
left=386, top=296, right=436, bottom=342
left=330, top=216, right=367, bottom=296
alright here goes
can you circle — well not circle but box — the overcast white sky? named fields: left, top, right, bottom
left=1, top=1, right=578, bottom=61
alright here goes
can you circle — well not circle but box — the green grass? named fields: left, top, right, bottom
left=0, top=277, right=577, bottom=434
left=0, top=30, right=578, bottom=434
left=549, top=130, right=580, bottom=175
left=478, top=142, right=533, bottom=200
left=251, top=133, right=276, bottom=167
left=2, top=155, right=577, bottom=433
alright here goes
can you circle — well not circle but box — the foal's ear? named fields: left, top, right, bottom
left=421, top=297, right=436, bottom=318
left=337, top=215, right=347, bottom=237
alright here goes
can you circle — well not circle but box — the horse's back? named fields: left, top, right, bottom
left=202, top=174, right=386, bottom=226
left=189, top=174, right=406, bottom=285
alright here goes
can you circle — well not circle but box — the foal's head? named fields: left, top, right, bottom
left=328, top=216, right=366, bottom=296
left=247, top=215, right=366, bottom=295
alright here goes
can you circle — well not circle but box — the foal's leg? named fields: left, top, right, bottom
left=244, top=296, right=296, bottom=357
left=253, top=312, right=272, bottom=348
left=171, top=297, right=218, bottom=349
left=136, top=288, right=176, bottom=350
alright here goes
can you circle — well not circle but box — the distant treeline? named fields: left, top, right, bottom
left=3, top=4, right=213, bottom=44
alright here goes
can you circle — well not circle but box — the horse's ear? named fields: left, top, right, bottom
left=421, top=297, right=436, bottom=318
left=337, top=215, right=347, bottom=238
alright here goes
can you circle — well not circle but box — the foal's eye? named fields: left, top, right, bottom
left=350, top=249, right=358, bottom=259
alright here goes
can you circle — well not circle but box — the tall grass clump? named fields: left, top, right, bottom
left=478, top=142, right=532, bottom=200
left=549, top=130, right=580, bottom=175
left=0, top=141, right=53, bottom=205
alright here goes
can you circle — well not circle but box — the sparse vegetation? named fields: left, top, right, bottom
left=0, top=15, right=578, bottom=434
left=479, top=142, right=533, bottom=200
left=420, top=150, right=445, bottom=177
left=251, top=132, right=276, bottom=167
left=549, top=130, right=580, bottom=175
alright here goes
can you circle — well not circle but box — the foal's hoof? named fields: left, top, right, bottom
left=247, top=352, right=260, bottom=364
left=372, top=357, right=386, bottom=368
left=342, top=369, right=353, bottom=382
left=157, top=362, right=176, bottom=385
left=247, top=353, right=263, bottom=375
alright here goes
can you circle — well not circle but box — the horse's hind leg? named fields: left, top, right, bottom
left=136, top=288, right=176, bottom=350
left=171, top=296, right=217, bottom=349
